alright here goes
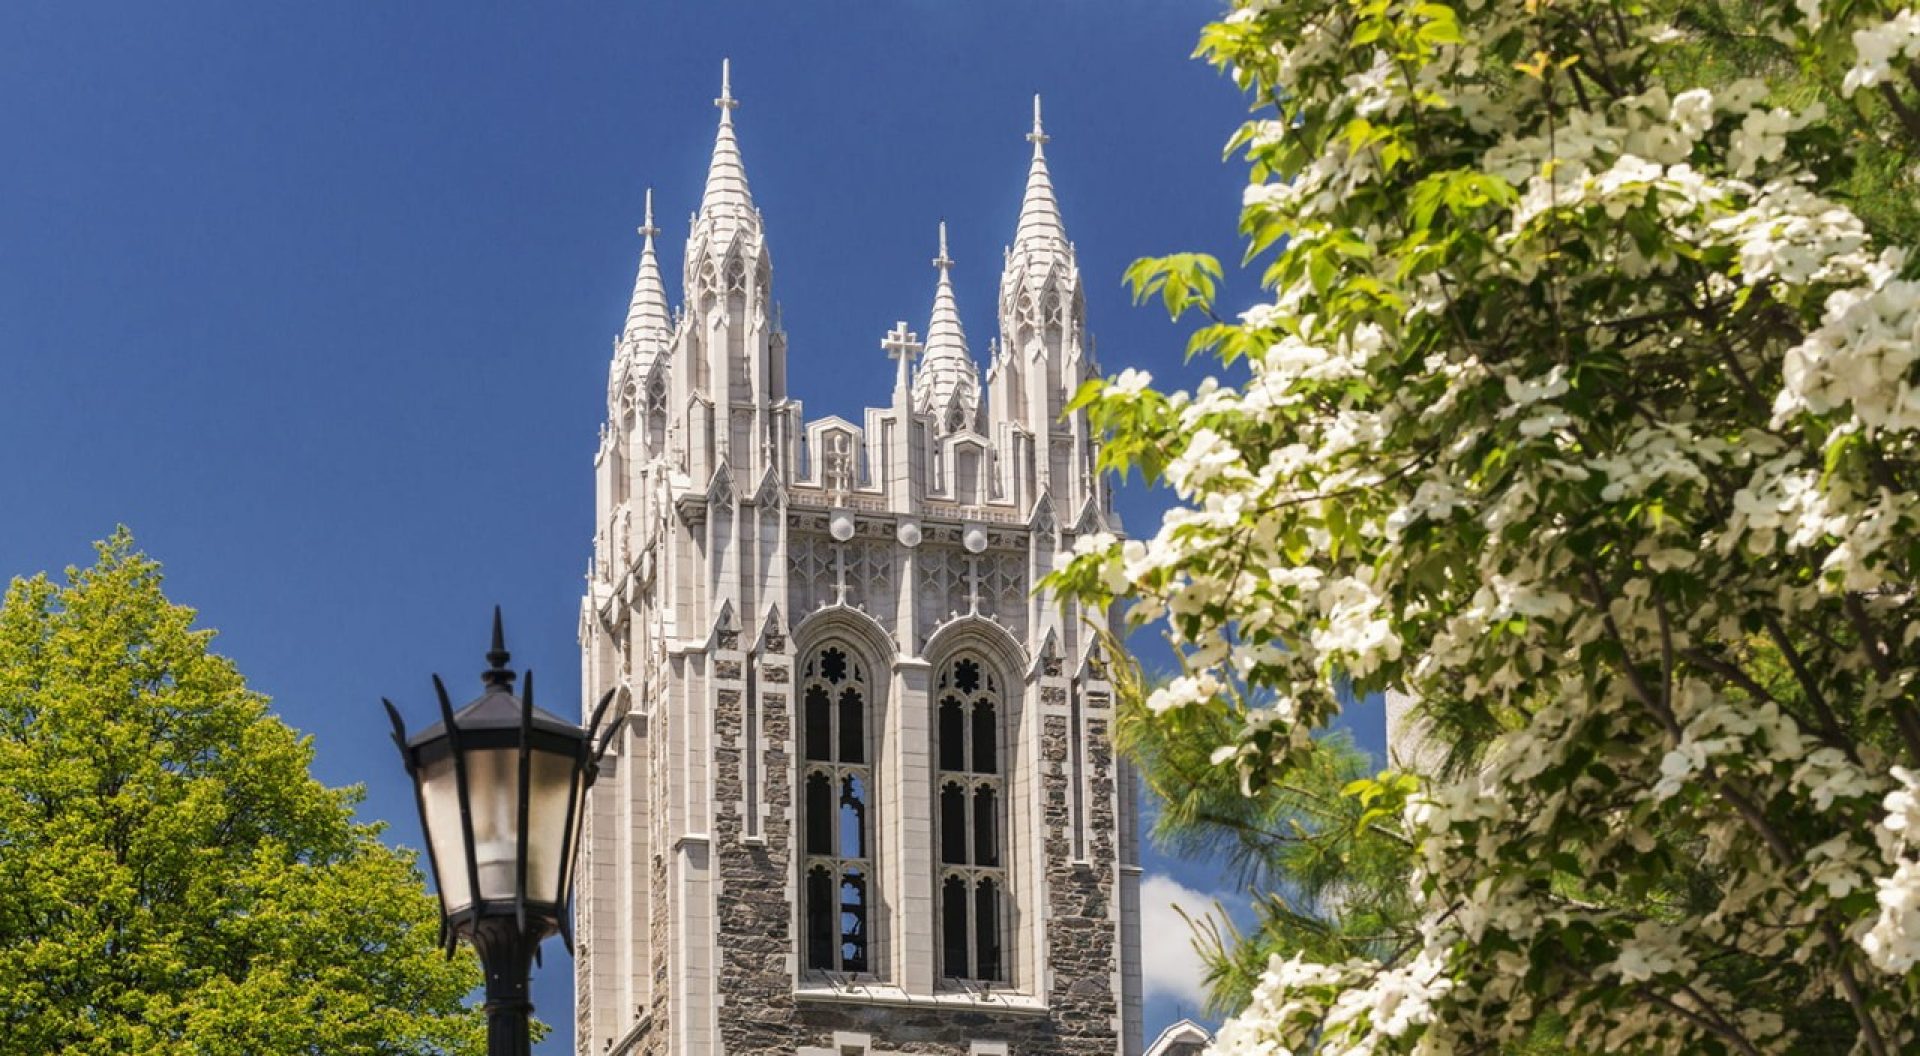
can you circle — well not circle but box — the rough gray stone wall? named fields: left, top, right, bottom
left=712, top=650, right=801, bottom=1056
left=691, top=689, right=1121, bottom=1056
left=575, top=807, right=595, bottom=1048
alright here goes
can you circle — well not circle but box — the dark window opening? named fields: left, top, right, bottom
left=975, top=878, right=1001, bottom=982
left=804, top=685, right=831, bottom=761
left=806, top=772, right=833, bottom=855
left=973, top=785, right=999, bottom=868
left=838, top=686, right=865, bottom=763
left=971, top=699, right=997, bottom=774
left=806, top=867, right=834, bottom=970
left=940, top=783, right=968, bottom=864
left=821, top=647, right=848, bottom=684
left=941, top=876, right=969, bottom=977
left=938, top=697, right=966, bottom=772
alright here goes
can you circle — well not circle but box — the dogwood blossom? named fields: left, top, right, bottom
left=1050, top=0, right=1920, bottom=1052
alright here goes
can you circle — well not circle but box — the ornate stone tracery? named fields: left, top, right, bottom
left=577, top=69, right=1136, bottom=1056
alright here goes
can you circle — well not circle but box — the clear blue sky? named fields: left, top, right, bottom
left=0, top=2, right=1382, bottom=1048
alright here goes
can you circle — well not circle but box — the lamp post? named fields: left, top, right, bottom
left=384, top=609, right=620, bottom=1056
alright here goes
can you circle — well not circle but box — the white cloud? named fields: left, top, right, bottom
left=1140, top=873, right=1216, bottom=1011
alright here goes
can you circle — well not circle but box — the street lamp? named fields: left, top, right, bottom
left=384, top=608, right=620, bottom=1056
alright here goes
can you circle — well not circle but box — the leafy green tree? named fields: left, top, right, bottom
left=1120, top=668, right=1417, bottom=1016
left=0, top=531, right=485, bottom=1055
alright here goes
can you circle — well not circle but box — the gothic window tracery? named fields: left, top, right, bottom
left=788, top=534, right=836, bottom=617
left=800, top=642, right=873, bottom=975
left=934, top=653, right=1006, bottom=983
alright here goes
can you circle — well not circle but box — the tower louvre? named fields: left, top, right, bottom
left=578, top=68, right=1139, bottom=1056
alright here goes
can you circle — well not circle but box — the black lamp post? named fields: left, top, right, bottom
left=384, top=609, right=620, bottom=1056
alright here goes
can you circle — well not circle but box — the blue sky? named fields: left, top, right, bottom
left=0, top=2, right=1383, bottom=1048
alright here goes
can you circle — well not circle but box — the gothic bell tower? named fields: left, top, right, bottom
left=576, top=66, right=1140, bottom=1056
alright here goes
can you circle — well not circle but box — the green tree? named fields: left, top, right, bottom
left=1121, top=671, right=1416, bottom=1015
left=0, top=530, right=485, bottom=1055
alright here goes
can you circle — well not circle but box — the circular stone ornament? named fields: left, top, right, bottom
left=963, top=526, right=989, bottom=554
left=897, top=522, right=923, bottom=548
left=829, top=511, right=857, bottom=542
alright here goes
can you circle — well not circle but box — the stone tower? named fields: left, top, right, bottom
left=576, top=64, right=1141, bottom=1056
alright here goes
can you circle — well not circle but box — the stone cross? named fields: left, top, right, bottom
left=882, top=321, right=922, bottom=403
left=716, top=58, right=738, bottom=112
left=881, top=321, right=922, bottom=362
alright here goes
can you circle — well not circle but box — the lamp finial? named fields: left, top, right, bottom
left=484, top=606, right=515, bottom=689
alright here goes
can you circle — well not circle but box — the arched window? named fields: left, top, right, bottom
left=934, top=654, right=1005, bottom=983
left=800, top=643, right=872, bottom=974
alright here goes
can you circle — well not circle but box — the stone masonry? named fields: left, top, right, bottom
left=576, top=63, right=1142, bottom=1056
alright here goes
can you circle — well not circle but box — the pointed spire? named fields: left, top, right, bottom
left=916, top=221, right=980, bottom=429
left=1013, top=94, right=1067, bottom=255
left=623, top=188, right=671, bottom=342
left=698, top=58, right=755, bottom=228
left=482, top=606, right=515, bottom=690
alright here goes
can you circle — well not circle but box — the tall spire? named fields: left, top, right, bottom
left=698, top=59, right=755, bottom=228
left=624, top=188, right=670, bottom=344
left=1012, top=94, right=1067, bottom=255
left=915, top=221, right=980, bottom=430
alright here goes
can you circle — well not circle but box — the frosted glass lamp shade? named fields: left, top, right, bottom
left=383, top=612, right=616, bottom=950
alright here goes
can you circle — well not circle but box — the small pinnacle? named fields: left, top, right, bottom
left=933, top=220, right=953, bottom=270
left=638, top=188, right=659, bottom=240
left=1027, top=93, right=1049, bottom=147
left=716, top=58, right=738, bottom=112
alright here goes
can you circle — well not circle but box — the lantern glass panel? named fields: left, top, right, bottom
left=524, top=749, right=582, bottom=905
left=462, top=747, right=521, bottom=902
left=418, top=751, right=473, bottom=914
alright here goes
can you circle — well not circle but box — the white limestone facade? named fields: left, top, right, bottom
left=575, top=65, right=1142, bottom=1056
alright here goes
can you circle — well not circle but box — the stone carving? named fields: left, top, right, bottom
left=577, top=74, right=1132, bottom=1056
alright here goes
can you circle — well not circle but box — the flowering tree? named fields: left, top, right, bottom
left=1050, top=1, right=1920, bottom=1051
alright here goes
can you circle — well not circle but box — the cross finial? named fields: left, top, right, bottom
left=637, top=188, right=659, bottom=240
left=882, top=320, right=923, bottom=362
left=1027, top=93, right=1049, bottom=147
left=716, top=58, right=738, bottom=112
left=932, top=220, right=953, bottom=271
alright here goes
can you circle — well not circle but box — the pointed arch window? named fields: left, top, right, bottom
left=934, top=654, right=1006, bottom=983
left=800, top=643, right=872, bottom=975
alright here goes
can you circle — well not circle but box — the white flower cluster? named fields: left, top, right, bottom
left=1050, top=0, right=1920, bottom=1051
left=1844, top=10, right=1920, bottom=96
left=1865, top=768, right=1920, bottom=972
